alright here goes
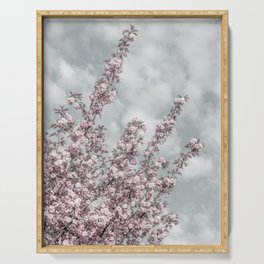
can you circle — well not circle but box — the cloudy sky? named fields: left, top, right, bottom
left=44, top=18, right=221, bottom=245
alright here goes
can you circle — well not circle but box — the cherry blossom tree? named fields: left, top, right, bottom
left=44, top=25, right=204, bottom=245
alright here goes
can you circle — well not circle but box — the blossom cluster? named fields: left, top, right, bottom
left=44, top=25, right=203, bottom=245
left=89, top=25, right=138, bottom=117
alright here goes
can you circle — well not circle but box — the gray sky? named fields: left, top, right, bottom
left=44, top=18, right=221, bottom=245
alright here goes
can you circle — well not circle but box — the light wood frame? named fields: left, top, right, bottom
left=36, top=10, right=228, bottom=254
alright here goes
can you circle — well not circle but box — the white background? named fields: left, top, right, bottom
left=0, top=0, right=263, bottom=263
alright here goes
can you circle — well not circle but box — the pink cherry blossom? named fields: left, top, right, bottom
left=44, top=25, right=203, bottom=246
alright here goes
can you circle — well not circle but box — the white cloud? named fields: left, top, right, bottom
left=182, top=156, right=214, bottom=180
left=162, top=205, right=220, bottom=245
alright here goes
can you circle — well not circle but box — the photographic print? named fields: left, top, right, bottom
left=37, top=10, right=228, bottom=253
